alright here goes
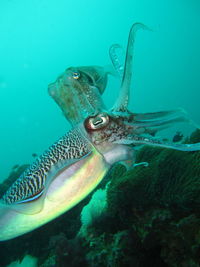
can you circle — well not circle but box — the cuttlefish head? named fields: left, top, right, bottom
left=68, top=66, right=108, bottom=94
left=48, top=65, right=109, bottom=125
left=62, top=66, right=108, bottom=94
left=83, top=109, right=200, bottom=167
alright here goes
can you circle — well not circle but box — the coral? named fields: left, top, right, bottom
left=37, top=233, right=87, bottom=267
left=45, top=233, right=87, bottom=267
left=85, top=228, right=167, bottom=267
left=79, top=188, right=108, bottom=237
left=107, top=146, right=200, bottom=217
left=187, top=129, right=200, bottom=144
left=39, top=254, right=56, bottom=267
left=83, top=130, right=200, bottom=266
left=6, top=255, right=37, bottom=267
left=86, top=230, right=137, bottom=267
left=160, top=214, right=200, bottom=266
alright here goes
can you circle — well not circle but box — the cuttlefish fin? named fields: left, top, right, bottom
left=0, top=152, right=92, bottom=215
left=47, top=152, right=93, bottom=202
left=0, top=190, right=46, bottom=215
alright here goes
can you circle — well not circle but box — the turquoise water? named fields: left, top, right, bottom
left=0, top=0, right=200, bottom=180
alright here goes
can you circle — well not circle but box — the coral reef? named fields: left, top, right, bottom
left=80, top=130, right=200, bottom=266
left=79, top=188, right=108, bottom=237
left=6, top=255, right=37, bottom=267
left=40, top=233, right=86, bottom=267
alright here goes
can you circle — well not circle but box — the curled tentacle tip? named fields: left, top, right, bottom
left=131, top=22, right=152, bottom=32
left=134, top=162, right=149, bottom=168
left=109, top=43, right=123, bottom=50
left=142, top=162, right=149, bottom=167
left=143, top=25, right=153, bottom=32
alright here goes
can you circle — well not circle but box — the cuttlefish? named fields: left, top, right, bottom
left=47, top=23, right=145, bottom=124
left=0, top=23, right=199, bottom=241
left=48, top=65, right=110, bottom=126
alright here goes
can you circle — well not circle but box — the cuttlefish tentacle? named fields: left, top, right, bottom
left=112, top=23, right=149, bottom=112
left=108, top=113, right=200, bottom=151
left=129, top=115, right=188, bottom=128
left=111, top=108, right=193, bottom=138
left=130, top=135, right=200, bottom=151
left=132, top=108, right=186, bottom=121
left=109, top=44, right=125, bottom=79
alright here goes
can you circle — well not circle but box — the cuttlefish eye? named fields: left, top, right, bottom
left=85, top=113, right=109, bottom=130
left=72, top=71, right=80, bottom=80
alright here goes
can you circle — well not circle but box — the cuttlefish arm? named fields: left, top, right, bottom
left=109, top=44, right=125, bottom=79
left=106, top=111, right=200, bottom=151
left=132, top=108, right=186, bottom=121
left=84, top=112, right=200, bottom=157
left=112, top=23, right=149, bottom=112
left=129, top=135, right=200, bottom=151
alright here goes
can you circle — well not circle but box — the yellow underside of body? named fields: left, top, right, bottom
left=0, top=149, right=109, bottom=241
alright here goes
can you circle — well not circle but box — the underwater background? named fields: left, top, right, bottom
left=0, top=0, right=200, bottom=180
left=0, top=0, right=200, bottom=266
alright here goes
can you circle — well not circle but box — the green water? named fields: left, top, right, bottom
left=0, top=0, right=199, bottom=180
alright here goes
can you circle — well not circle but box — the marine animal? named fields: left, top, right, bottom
left=48, top=65, right=110, bottom=126
left=0, top=23, right=200, bottom=241
left=47, top=24, right=146, bottom=125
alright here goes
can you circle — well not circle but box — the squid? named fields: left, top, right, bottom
left=0, top=23, right=199, bottom=241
